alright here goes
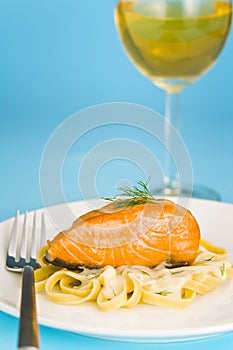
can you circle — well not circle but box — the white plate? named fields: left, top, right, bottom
left=1, top=198, right=233, bottom=343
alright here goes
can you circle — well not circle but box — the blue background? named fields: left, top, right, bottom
left=1, top=0, right=233, bottom=349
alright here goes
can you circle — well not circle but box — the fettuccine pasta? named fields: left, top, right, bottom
left=35, top=239, right=233, bottom=311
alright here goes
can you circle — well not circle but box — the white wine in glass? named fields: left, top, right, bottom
left=115, top=0, right=232, bottom=199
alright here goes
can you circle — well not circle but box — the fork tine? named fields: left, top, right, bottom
left=6, top=210, right=20, bottom=270
left=7, top=210, right=20, bottom=259
left=30, top=211, right=40, bottom=269
left=30, top=211, right=46, bottom=269
left=40, top=212, right=46, bottom=247
left=19, top=211, right=28, bottom=263
left=6, top=210, right=46, bottom=272
left=30, top=211, right=37, bottom=261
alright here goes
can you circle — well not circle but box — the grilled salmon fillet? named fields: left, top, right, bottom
left=45, top=199, right=200, bottom=269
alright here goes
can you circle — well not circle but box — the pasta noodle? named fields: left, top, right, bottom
left=34, top=239, right=233, bottom=311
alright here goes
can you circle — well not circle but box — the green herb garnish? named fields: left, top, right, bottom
left=220, top=263, right=226, bottom=277
left=155, top=290, right=171, bottom=296
left=157, top=275, right=164, bottom=279
left=170, top=270, right=184, bottom=275
left=103, top=178, right=154, bottom=208
left=204, top=256, right=215, bottom=262
left=137, top=269, right=152, bottom=278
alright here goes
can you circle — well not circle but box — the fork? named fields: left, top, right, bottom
left=6, top=210, right=46, bottom=272
left=6, top=210, right=46, bottom=350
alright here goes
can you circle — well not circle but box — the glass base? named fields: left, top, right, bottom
left=153, top=183, right=221, bottom=201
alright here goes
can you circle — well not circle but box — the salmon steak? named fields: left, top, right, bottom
left=45, top=198, right=201, bottom=269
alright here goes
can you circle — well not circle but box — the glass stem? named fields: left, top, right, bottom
left=164, top=92, right=181, bottom=189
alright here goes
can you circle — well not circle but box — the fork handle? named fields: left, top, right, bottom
left=18, top=266, right=39, bottom=349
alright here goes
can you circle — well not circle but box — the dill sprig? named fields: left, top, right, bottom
left=155, top=290, right=171, bottom=296
left=170, top=270, right=184, bottom=275
left=117, top=178, right=153, bottom=199
left=204, top=256, right=215, bottom=262
left=220, top=263, right=226, bottom=277
left=137, top=268, right=152, bottom=278
left=103, top=178, right=154, bottom=208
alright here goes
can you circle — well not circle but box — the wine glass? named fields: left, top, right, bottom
left=115, top=0, right=232, bottom=200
